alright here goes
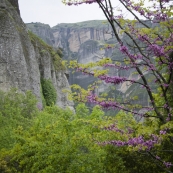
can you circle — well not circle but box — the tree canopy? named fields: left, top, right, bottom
left=62, top=0, right=173, bottom=171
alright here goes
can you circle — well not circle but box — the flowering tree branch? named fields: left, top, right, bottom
left=62, top=0, right=173, bottom=171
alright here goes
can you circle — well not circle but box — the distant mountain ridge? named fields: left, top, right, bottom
left=26, top=20, right=151, bottom=113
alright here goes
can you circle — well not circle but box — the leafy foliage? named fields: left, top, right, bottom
left=41, top=78, right=57, bottom=106
left=62, top=0, right=173, bottom=171
left=0, top=92, right=122, bottom=173
left=1, top=89, right=173, bottom=172
left=0, top=89, right=37, bottom=150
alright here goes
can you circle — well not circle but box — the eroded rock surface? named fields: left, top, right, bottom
left=26, top=20, right=152, bottom=109
left=0, top=0, right=73, bottom=110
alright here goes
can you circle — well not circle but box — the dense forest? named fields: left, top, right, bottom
left=1, top=89, right=172, bottom=173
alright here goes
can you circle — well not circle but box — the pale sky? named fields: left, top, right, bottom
left=18, top=0, right=154, bottom=27
left=18, top=0, right=107, bottom=27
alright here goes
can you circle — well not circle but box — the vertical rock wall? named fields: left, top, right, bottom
left=8, top=0, right=20, bottom=14
left=0, top=0, right=74, bottom=110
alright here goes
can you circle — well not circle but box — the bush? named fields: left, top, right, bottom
left=1, top=89, right=172, bottom=172
left=0, top=106, right=110, bottom=173
left=41, top=79, right=57, bottom=106
left=0, top=89, right=38, bottom=150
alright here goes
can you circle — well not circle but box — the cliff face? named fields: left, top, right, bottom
left=51, top=21, right=123, bottom=89
left=52, top=21, right=113, bottom=54
left=27, top=23, right=55, bottom=46
left=0, top=0, right=73, bottom=110
left=26, top=21, right=138, bottom=91
left=26, top=20, right=151, bottom=108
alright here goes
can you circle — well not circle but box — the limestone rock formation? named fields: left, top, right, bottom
left=26, top=20, right=152, bottom=108
left=0, top=0, right=73, bottom=110
left=27, top=23, right=55, bottom=46
left=26, top=21, right=122, bottom=88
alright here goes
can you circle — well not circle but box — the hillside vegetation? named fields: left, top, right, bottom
left=0, top=89, right=173, bottom=173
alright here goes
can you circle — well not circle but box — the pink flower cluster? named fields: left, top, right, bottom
left=104, top=124, right=125, bottom=134
left=123, top=0, right=170, bottom=21
left=166, top=113, right=172, bottom=121
left=148, top=44, right=165, bottom=57
left=87, top=93, right=145, bottom=117
left=156, top=156, right=173, bottom=168
left=87, top=93, right=122, bottom=109
left=104, top=124, right=134, bottom=134
left=138, top=34, right=149, bottom=42
left=120, top=45, right=128, bottom=54
left=160, top=130, right=167, bottom=135
left=164, top=161, right=173, bottom=168
left=119, top=45, right=143, bottom=60
left=98, top=75, right=127, bottom=85
left=76, top=67, right=132, bottom=85
left=102, top=124, right=172, bottom=168
left=101, top=134, right=159, bottom=150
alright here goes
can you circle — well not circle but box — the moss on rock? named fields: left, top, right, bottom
left=28, top=30, right=65, bottom=71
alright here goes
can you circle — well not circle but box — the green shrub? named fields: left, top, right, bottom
left=76, top=103, right=90, bottom=118
left=0, top=106, right=110, bottom=173
left=56, top=48, right=63, bottom=58
left=2, top=90, right=171, bottom=173
left=41, top=79, right=57, bottom=106
left=0, top=89, right=38, bottom=150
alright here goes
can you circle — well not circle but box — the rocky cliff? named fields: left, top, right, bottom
left=26, top=20, right=152, bottom=109
left=0, top=0, right=73, bottom=110
left=27, top=23, right=55, bottom=46
left=26, top=21, right=122, bottom=88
